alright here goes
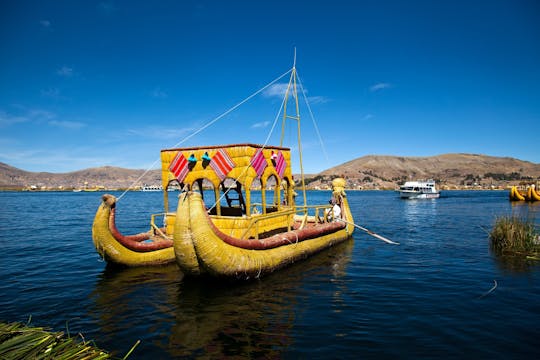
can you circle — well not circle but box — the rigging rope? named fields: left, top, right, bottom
left=207, top=82, right=287, bottom=213
left=296, top=70, right=330, bottom=165
left=117, top=68, right=293, bottom=202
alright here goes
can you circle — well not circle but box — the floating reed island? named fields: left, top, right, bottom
left=489, top=215, right=540, bottom=258
left=0, top=321, right=138, bottom=359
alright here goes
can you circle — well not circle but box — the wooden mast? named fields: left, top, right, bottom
left=280, top=48, right=307, bottom=207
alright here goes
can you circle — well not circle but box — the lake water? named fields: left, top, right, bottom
left=1, top=190, right=540, bottom=359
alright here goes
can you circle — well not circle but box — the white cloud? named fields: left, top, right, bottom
left=264, top=83, right=327, bottom=105
left=98, top=2, right=116, bottom=15
left=362, top=114, right=374, bottom=121
left=48, top=120, right=86, bottom=130
left=263, top=83, right=291, bottom=98
left=0, top=109, right=56, bottom=127
left=41, top=87, right=63, bottom=99
left=151, top=87, right=168, bottom=98
left=28, top=109, right=56, bottom=121
left=0, top=146, right=121, bottom=172
left=39, top=20, right=51, bottom=28
left=306, top=96, right=329, bottom=104
left=370, top=83, right=392, bottom=92
left=57, top=66, right=73, bottom=77
left=127, top=125, right=194, bottom=140
left=251, top=121, right=270, bottom=129
left=0, top=111, right=28, bottom=127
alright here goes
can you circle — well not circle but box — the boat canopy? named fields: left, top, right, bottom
left=160, top=143, right=294, bottom=217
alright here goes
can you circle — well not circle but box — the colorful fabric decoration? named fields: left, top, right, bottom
left=210, top=149, right=235, bottom=180
left=250, top=149, right=267, bottom=178
left=202, top=152, right=211, bottom=161
left=169, top=152, right=190, bottom=182
left=188, top=154, right=197, bottom=163
left=275, top=150, right=287, bottom=178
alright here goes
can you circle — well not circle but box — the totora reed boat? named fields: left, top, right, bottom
left=167, top=146, right=353, bottom=279
left=509, top=184, right=540, bottom=201
left=92, top=59, right=354, bottom=277
left=92, top=194, right=175, bottom=266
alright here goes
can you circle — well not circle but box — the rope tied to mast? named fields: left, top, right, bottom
left=116, top=68, right=293, bottom=202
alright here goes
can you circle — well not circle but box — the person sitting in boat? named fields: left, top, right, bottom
left=270, top=151, right=278, bottom=165
left=325, top=198, right=341, bottom=221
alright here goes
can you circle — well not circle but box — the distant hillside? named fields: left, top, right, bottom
left=313, top=153, right=540, bottom=189
left=1, top=153, right=539, bottom=190
left=0, top=162, right=161, bottom=190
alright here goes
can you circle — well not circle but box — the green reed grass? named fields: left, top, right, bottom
left=0, top=321, right=139, bottom=359
left=489, top=215, right=540, bottom=254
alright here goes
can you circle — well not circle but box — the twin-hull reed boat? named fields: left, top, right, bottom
left=92, top=194, right=175, bottom=266
left=509, top=185, right=540, bottom=201
left=168, top=146, right=354, bottom=279
left=92, top=63, right=355, bottom=278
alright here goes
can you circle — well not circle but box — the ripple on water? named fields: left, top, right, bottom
left=1, top=190, right=540, bottom=358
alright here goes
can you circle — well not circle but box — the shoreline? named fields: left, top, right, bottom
left=0, top=187, right=512, bottom=193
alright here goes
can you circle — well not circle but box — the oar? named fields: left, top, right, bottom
left=339, top=219, right=399, bottom=245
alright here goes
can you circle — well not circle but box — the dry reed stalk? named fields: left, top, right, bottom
left=489, top=215, right=539, bottom=254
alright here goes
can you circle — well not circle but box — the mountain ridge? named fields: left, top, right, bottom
left=1, top=153, right=539, bottom=190
left=318, top=153, right=540, bottom=189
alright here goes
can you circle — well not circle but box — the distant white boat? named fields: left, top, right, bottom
left=398, top=179, right=440, bottom=199
left=141, top=185, right=163, bottom=192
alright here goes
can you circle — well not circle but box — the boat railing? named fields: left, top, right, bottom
left=296, top=204, right=335, bottom=223
left=150, top=212, right=175, bottom=239
left=239, top=204, right=334, bottom=240
left=240, top=208, right=296, bottom=240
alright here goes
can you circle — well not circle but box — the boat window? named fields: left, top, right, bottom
left=212, top=177, right=246, bottom=216
left=191, top=178, right=216, bottom=209
left=249, top=177, right=262, bottom=215
left=166, top=179, right=182, bottom=192
left=164, top=179, right=182, bottom=213
left=264, top=175, right=280, bottom=213
left=281, top=177, right=293, bottom=206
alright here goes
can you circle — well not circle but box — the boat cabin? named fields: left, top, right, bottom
left=160, top=143, right=295, bottom=216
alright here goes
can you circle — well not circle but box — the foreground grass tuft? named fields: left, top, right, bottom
left=0, top=321, right=137, bottom=360
left=490, top=215, right=540, bottom=254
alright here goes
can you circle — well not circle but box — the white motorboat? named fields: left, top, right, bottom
left=141, top=184, right=163, bottom=192
left=398, top=179, right=440, bottom=199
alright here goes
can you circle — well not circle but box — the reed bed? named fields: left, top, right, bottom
left=0, top=321, right=137, bottom=359
left=489, top=215, right=540, bottom=255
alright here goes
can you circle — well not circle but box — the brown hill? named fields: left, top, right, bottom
left=0, top=162, right=161, bottom=190
left=314, top=153, right=540, bottom=189
left=1, top=153, right=539, bottom=190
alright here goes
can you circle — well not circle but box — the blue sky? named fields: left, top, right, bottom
left=1, top=0, right=539, bottom=174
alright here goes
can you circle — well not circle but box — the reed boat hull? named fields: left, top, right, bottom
left=509, top=186, right=526, bottom=201
left=92, top=194, right=175, bottom=266
left=527, top=187, right=540, bottom=201
left=173, top=178, right=354, bottom=279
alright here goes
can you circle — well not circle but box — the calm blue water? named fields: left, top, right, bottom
left=1, top=190, right=540, bottom=359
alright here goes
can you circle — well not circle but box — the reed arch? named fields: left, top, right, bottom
left=191, top=177, right=216, bottom=208
left=210, top=177, right=247, bottom=217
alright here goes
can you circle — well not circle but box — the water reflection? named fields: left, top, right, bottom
left=89, top=239, right=354, bottom=357
left=491, top=252, right=540, bottom=273
left=510, top=201, right=540, bottom=220
left=402, top=199, right=438, bottom=231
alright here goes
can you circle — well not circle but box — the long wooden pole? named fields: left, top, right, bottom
left=339, top=219, right=399, bottom=245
